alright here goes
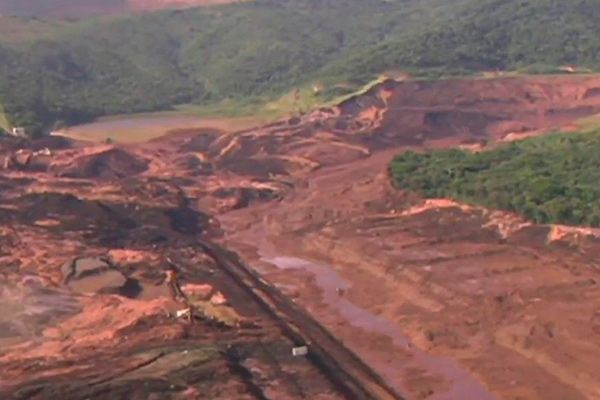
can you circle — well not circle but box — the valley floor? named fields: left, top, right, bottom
left=1, top=74, right=599, bottom=399
left=221, top=149, right=600, bottom=400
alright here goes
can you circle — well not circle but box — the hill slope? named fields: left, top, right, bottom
left=0, top=0, right=245, bottom=18
left=1, top=0, right=600, bottom=135
left=327, top=0, right=600, bottom=78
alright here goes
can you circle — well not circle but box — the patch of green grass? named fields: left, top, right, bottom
left=0, top=104, right=12, bottom=133
left=574, top=113, right=600, bottom=132
left=0, top=16, right=66, bottom=44
left=390, top=129, right=600, bottom=227
left=174, top=99, right=279, bottom=119
left=175, top=75, right=390, bottom=121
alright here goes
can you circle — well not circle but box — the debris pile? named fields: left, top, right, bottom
left=2, top=148, right=53, bottom=171
left=56, top=147, right=149, bottom=179
left=166, top=266, right=244, bottom=328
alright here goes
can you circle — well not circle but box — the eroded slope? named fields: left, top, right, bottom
left=0, top=139, right=344, bottom=399
left=0, top=0, right=247, bottom=18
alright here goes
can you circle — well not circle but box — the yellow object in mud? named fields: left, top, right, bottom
left=188, top=299, right=243, bottom=327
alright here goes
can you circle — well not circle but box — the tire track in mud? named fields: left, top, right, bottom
left=199, top=240, right=405, bottom=400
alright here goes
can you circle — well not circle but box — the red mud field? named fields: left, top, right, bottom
left=1, top=75, right=600, bottom=400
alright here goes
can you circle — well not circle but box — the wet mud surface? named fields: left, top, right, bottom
left=0, top=156, right=342, bottom=399
left=259, top=255, right=493, bottom=400
left=2, top=75, right=600, bottom=399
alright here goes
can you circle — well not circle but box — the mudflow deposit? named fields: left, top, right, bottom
left=1, top=75, right=600, bottom=400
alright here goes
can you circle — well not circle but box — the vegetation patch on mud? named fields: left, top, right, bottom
left=390, top=129, right=600, bottom=227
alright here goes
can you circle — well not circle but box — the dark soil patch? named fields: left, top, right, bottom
left=56, top=148, right=149, bottom=179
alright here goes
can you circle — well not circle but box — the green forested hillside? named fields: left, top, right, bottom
left=1, top=0, right=600, bottom=135
left=328, top=0, right=600, bottom=78
left=390, top=130, right=600, bottom=227
left=0, top=0, right=125, bottom=19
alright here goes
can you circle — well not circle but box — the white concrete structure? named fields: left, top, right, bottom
left=11, top=127, right=26, bottom=137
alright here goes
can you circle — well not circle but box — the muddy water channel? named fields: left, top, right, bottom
left=259, top=254, right=495, bottom=400
left=57, top=115, right=209, bottom=142
left=55, top=113, right=263, bottom=143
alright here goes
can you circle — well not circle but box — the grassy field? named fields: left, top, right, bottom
left=180, top=75, right=396, bottom=120
left=574, top=113, right=600, bottom=132
left=0, top=16, right=65, bottom=43
left=0, top=104, right=12, bottom=133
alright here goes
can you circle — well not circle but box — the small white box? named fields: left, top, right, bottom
left=292, top=346, right=308, bottom=356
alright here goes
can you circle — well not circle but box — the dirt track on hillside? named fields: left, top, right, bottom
left=1, top=75, right=600, bottom=399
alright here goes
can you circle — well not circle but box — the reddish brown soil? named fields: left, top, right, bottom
left=1, top=75, right=600, bottom=399
left=222, top=153, right=600, bottom=400
left=0, top=144, right=342, bottom=399
left=336, top=75, right=600, bottom=147
left=213, top=75, right=600, bottom=399
left=55, top=147, right=150, bottom=179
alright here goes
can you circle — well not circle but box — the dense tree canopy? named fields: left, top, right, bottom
left=390, top=130, right=600, bottom=227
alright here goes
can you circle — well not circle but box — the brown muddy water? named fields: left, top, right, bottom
left=260, top=254, right=496, bottom=400
left=54, top=115, right=209, bottom=143
left=54, top=114, right=263, bottom=143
